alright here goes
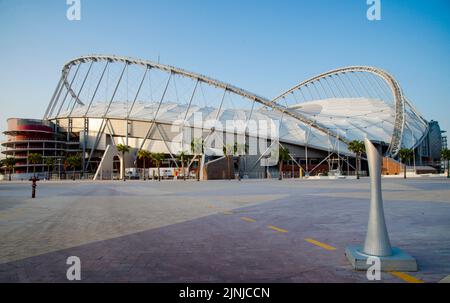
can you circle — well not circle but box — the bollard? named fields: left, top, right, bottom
left=30, top=176, right=39, bottom=198
left=345, top=138, right=418, bottom=271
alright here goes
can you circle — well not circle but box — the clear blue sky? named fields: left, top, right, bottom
left=0, top=0, right=449, bottom=138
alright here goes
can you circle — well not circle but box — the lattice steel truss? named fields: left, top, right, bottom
left=44, top=55, right=428, bottom=172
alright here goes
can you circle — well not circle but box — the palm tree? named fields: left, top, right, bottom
left=222, top=143, right=234, bottom=180
left=191, top=138, right=204, bottom=181
left=398, top=148, right=413, bottom=179
left=137, top=149, right=151, bottom=180
left=66, top=154, right=81, bottom=180
left=28, top=153, right=42, bottom=177
left=348, top=140, right=365, bottom=179
left=441, top=149, right=450, bottom=178
left=278, top=145, right=290, bottom=180
left=116, top=144, right=130, bottom=181
left=150, top=153, right=165, bottom=181
left=177, top=150, right=189, bottom=180
left=3, top=157, right=16, bottom=181
left=234, top=143, right=247, bottom=181
left=44, top=157, right=55, bottom=180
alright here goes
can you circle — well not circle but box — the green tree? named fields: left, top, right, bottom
left=137, top=149, right=151, bottom=180
left=44, top=157, right=55, bottom=180
left=28, top=153, right=42, bottom=177
left=398, top=148, right=413, bottom=179
left=278, top=145, right=290, bottom=180
left=191, top=138, right=204, bottom=181
left=3, top=157, right=16, bottom=181
left=66, top=154, right=81, bottom=180
left=441, top=149, right=450, bottom=179
left=116, top=144, right=130, bottom=181
left=348, top=140, right=365, bottom=179
left=177, top=150, right=190, bottom=181
left=150, top=153, right=165, bottom=181
left=233, top=142, right=247, bottom=181
left=223, top=143, right=234, bottom=180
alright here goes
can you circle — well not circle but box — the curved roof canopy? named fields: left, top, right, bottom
left=46, top=55, right=429, bottom=156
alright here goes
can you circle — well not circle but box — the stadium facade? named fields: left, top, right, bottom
left=1, top=55, right=445, bottom=180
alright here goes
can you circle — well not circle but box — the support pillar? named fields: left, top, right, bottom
left=82, top=118, right=88, bottom=179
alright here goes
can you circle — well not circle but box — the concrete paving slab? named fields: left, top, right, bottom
left=0, top=177, right=449, bottom=282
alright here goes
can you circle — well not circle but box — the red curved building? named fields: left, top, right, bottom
left=1, top=118, right=79, bottom=177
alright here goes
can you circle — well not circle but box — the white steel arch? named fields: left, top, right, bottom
left=44, top=56, right=428, bottom=159
left=44, top=55, right=352, bottom=146
left=272, top=66, right=412, bottom=157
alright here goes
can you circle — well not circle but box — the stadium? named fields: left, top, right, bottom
left=1, top=55, right=445, bottom=180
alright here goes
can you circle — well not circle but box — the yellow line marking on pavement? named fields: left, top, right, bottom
left=222, top=211, right=234, bottom=215
left=207, top=205, right=215, bottom=209
left=389, top=271, right=424, bottom=283
left=304, top=238, right=336, bottom=251
left=240, top=217, right=256, bottom=223
left=268, top=225, right=288, bottom=233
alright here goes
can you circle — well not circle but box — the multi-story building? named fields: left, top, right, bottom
left=414, top=120, right=445, bottom=171
left=442, top=131, right=448, bottom=150
left=1, top=118, right=80, bottom=179
left=441, top=130, right=448, bottom=172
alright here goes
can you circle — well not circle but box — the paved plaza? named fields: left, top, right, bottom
left=0, top=177, right=449, bottom=282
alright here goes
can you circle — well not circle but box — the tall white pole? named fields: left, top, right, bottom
left=346, top=139, right=418, bottom=271
left=363, top=138, right=392, bottom=256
